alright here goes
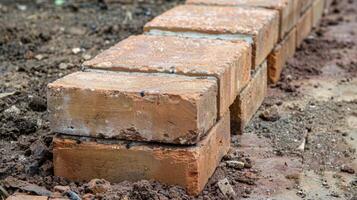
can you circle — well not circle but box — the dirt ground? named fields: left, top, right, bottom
left=0, top=0, right=356, bottom=199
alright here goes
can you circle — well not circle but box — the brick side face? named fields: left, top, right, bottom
left=230, top=62, right=267, bottom=134
left=144, top=5, right=279, bottom=67
left=47, top=71, right=217, bottom=144
left=268, top=28, right=297, bottom=84
left=53, top=113, right=231, bottom=195
left=296, top=7, right=313, bottom=47
left=84, top=35, right=252, bottom=117
left=186, top=0, right=299, bottom=40
left=312, top=0, right=325, bottom=27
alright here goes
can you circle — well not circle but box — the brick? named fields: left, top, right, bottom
left=312, top=0, right=324, bottom=27
left=47, top=70, right=217, bottom=144
left=297, top=0, right=313, bottom=15
left=84, top=35, right=252, bottom=117
left=230, top=61, right=267, bottom=133
left=53, top=113, right=231, bottom=195
left=296, top=7, right=313, bottom=47
left=268, top=28, right=296, bottom=84
left=144, top=5, right=279, bottom=67
left=186, top=0, right=299, bottom=40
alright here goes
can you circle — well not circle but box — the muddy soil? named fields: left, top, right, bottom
left=0, top=0, right=356, bottom=199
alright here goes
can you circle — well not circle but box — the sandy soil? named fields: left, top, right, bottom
left=0, top=0, right=356, bottom=199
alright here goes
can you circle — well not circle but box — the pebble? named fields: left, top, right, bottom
left=35, top=54, right=45, bottom=61
left=54, top=185, right=70, bottom=193
left=341, top=165, right=355, bottom=174
left=82, top=54, right=91, bottom=60
left=66, top=191, right=81, bottom=200
left=59, top=63, right=73, bottom=70
left=16, top=4, right=27, bottom=11
left=4, top=105, right=21, bottom=116
left=72, top=48, right=83, bottom=54
left=86, top=179, right=111, bottom=194
left=0, top=91, right=15, bottom=99
left=260, top=105, right=280, bottom=122
left=217, top=178, right=236, bottom=198
left=226, top=161, right=245, bottom=170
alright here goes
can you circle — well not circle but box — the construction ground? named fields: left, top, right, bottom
left=0, top=0, right=356, bottom=199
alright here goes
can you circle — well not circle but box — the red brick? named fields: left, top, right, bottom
left=47, top=70, right=217, bottom=144
left=268, top=28, right=296, bottom=84
left=296, top=7, right=313, bottom=47
left=186, top=0, right=299, bottom=40
left=84, top=35, right=251, bottom=117
left=53, top=113, right=231, bottom=195
left=144, top=5, right=279, bottom=67
left=230, top=61, right=267, bottom=133
left=312, top=0, right=325, bottom=27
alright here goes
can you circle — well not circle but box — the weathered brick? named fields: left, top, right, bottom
left=53, top=113, right=231, bottom=195
left=84, top=35, right=251, bottom=117
left=296, top=7, right=313, bottom=47
left=230, top=61, right=267, bottom=133
left=268, top=28, right=296, bottom=84
left=47, top=70, right=217, bottom=144
left=297, top=0, right=313, bottom=15
left=312, top=0, right=325, bottom=27
left=186, top=0, right=299, bottom=40
left=144, top=5, right=279, bottom=67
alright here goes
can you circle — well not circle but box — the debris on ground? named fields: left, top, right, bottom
left=217, top=178, right=236, bottom=198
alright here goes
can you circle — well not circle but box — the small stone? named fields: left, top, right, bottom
left=16, top=4, right=27, bottom=11
left=226, top=161, right=245, bottom=170
left=72, top=47, right=83, bottom=54
left=0, top=91, right=15, bottom=99
left=4, top=105, right=21, bottom=116
left=35, top=54, right=45, bottom=61
left=285, top=173, right=300, bottom=180
left=59, top=63, right=68, bottom=70
left=54, top=185, right=70, bottom=193
left=86, top=179, right=111, bottom=194
left=341, top=165, right=355, bottom=174
left=65, top=191, right=81, bottom=200
left=217, top=178, right=236, bottom=198
left=82, top=54, right=91, bottom=60
left=68, top=27, right=86, bottom=36
left=260, top=105, right=280, bottom=121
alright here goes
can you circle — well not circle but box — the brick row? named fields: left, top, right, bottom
left=83, top=35, right=252, bottom=118
left=144, top=4, right=279, bottom=67
left=48, top=0, right=329, bottom=195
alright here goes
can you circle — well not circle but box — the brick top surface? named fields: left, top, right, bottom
left=186, top=0, right=289, bottom=10
left=144, top=5, right=279, bottom=36
left=48, top=70, right=217, bottom=99
left=84, top=35, right=250, bottom=77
